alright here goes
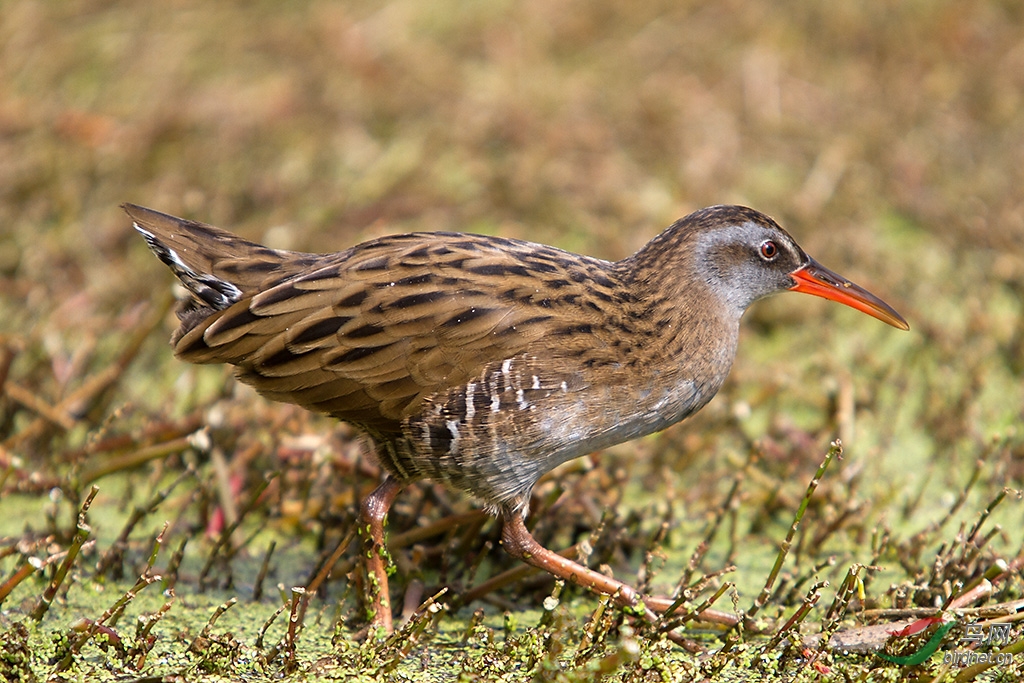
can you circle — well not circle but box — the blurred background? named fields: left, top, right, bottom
left=1, top=0, right=1023, bottom=675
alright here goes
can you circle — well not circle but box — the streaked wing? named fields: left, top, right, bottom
left=165, top=230, right=629, bottom=432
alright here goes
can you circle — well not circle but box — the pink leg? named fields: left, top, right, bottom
left=501, top=513, right=653, bottom=616
left=359, top=477, right=404, bottom=634
left=500, top=512, right=738, bottom=626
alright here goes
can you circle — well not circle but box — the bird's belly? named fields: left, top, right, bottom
left=394, top=372, right=712, bottom=511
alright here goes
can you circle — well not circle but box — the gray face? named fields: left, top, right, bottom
left=696, top=220, right=808, bottom=316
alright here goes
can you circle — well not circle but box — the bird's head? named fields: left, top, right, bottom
left=692, top=206, right=909, bottom=330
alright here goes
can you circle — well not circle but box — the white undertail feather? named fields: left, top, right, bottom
left=133, top=222, right=243, bottom=310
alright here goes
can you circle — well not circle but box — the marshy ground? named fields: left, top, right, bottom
left=2, top=1, right=1024, bottom=681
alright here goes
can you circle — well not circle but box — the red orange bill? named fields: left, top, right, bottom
left=789, top=259, right=909, bottom=331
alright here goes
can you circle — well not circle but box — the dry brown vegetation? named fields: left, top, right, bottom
left=2, top=1, right=1024, bottom=681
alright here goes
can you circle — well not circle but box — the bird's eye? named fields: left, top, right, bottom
left=759, top=240, right=779, bottom=260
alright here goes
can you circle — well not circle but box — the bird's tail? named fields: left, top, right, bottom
left=124, top=203, right=308, bottom=310
left=126, top=203, right=328, bottom=349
